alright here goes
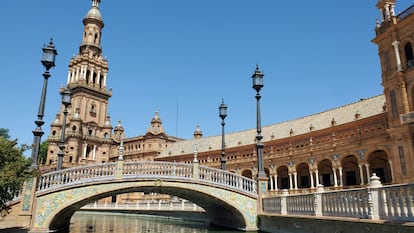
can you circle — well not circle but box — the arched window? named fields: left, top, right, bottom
left=404, top=42, right=414, bottom=68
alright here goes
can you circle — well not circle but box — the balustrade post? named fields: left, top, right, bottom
left=192, top=161, right=199, bottom=179
left=314, top=184, right=324, bottom=216
left=281, top=189, right=289, bottom=215
left=18, top=177, right=38, bottom=228
left=368, top=173, right=382, bottom=220
left=115, top=160, right=124, bottom=179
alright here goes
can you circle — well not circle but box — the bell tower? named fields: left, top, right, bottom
left=372, top=0, right=414, bottom=180
left=46, top=0, right=113, bottom=169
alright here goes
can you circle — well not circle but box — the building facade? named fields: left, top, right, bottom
left=45, top=0, right=414, bottom=193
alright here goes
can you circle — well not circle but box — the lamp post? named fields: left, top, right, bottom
left=57, top=88, right=71, bottom=170
left=252, top=65, right=266, bottom=179
left=219, top=99, right=227, bottom=170
left=30, top=39, right=58, bottom=170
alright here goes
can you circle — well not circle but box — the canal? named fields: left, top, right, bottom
left=65, top=211, right=247, bottom=233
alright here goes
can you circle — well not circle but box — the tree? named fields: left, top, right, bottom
left=0, top=128, right=10, bottom=139
left=0, top=137, right=32, bottom=213
left=38, top=140, right=49, bottom=165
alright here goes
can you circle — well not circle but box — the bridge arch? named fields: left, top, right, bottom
left=29, top=162, right=258, bottom=232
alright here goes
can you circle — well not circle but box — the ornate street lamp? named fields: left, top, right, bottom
left=252, top=65, right=266, bottom=179
left=30, top=39, right=58, bottom=170
left=219, top=99, right=227, bottom=170
left=57, top=88, right=71, bottom=170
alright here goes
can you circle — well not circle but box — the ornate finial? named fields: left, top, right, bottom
left=92, top=0, right=101, bottom=7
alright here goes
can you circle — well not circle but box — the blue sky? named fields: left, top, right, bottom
left=1, top=1, right=413, bottom=152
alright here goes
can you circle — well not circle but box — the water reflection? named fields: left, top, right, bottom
left=67, top=211, right=242, bottom=233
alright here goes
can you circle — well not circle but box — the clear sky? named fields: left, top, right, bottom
left=1, top=1, right=413, bottom=153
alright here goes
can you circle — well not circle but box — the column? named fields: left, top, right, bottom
left=269, top=175, right=274, bottom=191
left=92, top=145, right=97, bottom=160
left=293, top=172, right=298, bottom=189
left=392, top=40, right=402, bottom=71
left=310, top=171, right=314, bottom=188
left=75, top=68, right=80, bottom=81
left=83, top=66, right=87, bottom=80
left=365, top=163, right=370, bottom=184
left=388, top=160, right=394, bottom=183
left=289, top=173, right=293, bottom=190
left=338, top=166, right=344, bottom=187
left=90, top=69, right=94, bottom=83
left=315, top=170, right=320, bottom=186
left=274, top=175, right=278, bottom=191
left=358, top=164, right=364, bottom=185
left=67, top=70, right=71, bottom=84
left=103, top=73, right=107, bottom=87
left=332, top=167, right=338, bottom=187
left=384, top=3, right=391, bottom=20
left=97, top=71, right=101, bottom=85
left=71, top=69, right=76, bottom=82
left=83, top=143, right=88, bottom=159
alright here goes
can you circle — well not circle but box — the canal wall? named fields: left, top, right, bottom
left=258, top=214, right=414, bottom=233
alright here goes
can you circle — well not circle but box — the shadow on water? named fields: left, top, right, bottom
left=55, top=211, right=250, bottom=233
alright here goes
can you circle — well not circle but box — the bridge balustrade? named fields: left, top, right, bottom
left=197, top=166, right=256, bottom=194
left=37, top=163, right=116, bottom=191
left=35, top=161, right=257, bottom=196
left=123, top=161, right=193, bottom=179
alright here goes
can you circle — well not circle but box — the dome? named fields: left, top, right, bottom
left=85, top=7, right=102, bottom=21
left=151, top=111, right=162, bottom=123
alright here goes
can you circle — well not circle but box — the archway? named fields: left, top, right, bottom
left=296, top=163, right=310, bottom=188
left=342, top=155, right=360, bottom=186
left=318, top=159, right=333, bottom=187
left=277, top=166, right=289, bottom=189
left=368, top=150, right=392, bottom=184
left=241, top=169, right=252, bottom=179
left=33, top=180, right=257, bottom=232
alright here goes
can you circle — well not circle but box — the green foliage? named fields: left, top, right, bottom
left=0, top=128, right=10, bottom=139
left=0, top=137, right=32, bottom=210
left=38, top=140, right=49, bottom=165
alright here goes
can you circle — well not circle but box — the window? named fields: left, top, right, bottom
left=390, top=90, right=399, bottom=119
left=404, top=42, right=414, bottom=68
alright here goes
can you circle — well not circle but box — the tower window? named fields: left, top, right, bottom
left=72, top=125, right=77, bottom=131
left=404, top=42, right=414, bottom=68
left=390, top=90, right=398, bottom=119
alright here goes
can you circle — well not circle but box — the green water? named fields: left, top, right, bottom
left=67, top=211, right=246, bottom=233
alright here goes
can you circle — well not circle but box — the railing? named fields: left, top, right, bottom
left=123, top=161, right=193, bottom=179
left=81, top=201, right=205, bottom=212
left=198, top=166, right=256, bottom=194
left=262, top=174, right=414, bottom=223
left=380, top=183, right=414, bottom=221
left=322, top=188, right=368, bottom=218
left=37, top=163, right=116, bottom=191
left=36, top=161, right=257, bottom=196
left=287, top=193, right=315, bottom=216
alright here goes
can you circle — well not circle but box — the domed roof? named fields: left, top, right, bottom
left=151, top=110, right=162, bottom=123
left=85, top=6, right=102, bottom=21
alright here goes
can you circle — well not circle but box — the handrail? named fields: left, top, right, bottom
left=36, top=161, right=257, bottom=196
